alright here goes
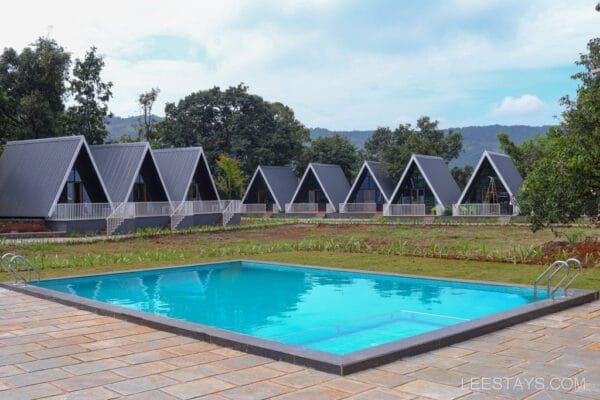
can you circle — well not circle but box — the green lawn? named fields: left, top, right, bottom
left=1, top=222, right=598, bottom=290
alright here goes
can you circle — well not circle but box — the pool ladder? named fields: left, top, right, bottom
left=1, top=253, right=41, bottom=283
left=534, top=258, right=582, bottom=300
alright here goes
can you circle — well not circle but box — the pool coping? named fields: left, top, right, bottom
left=1, top=259, right=598, bottom=375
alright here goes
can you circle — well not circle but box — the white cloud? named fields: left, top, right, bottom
left=0, top=0, right=596, bottom=128
left=492, top=94, right=544, bottom=116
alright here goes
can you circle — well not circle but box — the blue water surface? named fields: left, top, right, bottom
left=34, top=261, right=544, bottom=354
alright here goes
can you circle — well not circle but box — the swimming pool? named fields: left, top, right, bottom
left=22, top=260, right=596, bottom=374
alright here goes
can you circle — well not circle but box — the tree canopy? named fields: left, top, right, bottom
left=157, top=84, right=309, bottom=177
left=299, top=134, right=360, bottom=180
left=65, top=47, right=113, bottom=144
left=0, top=38, right=71, bottom=141
left=363, top=116, right=463, bottom=178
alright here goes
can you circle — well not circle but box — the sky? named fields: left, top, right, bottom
left=1, top=0, right=598, bottom=130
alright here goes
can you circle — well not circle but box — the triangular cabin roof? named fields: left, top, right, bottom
left=343, top=161, right=395, bottom=204
left=289, top=163, right=350, bottom=210
left=153, top=147, right=220, bottom=204
left=457, top=150, right=524, bottom=205
left=241, top=166, right=298, bottom=212
left=0, top=136, right=112, bottom=218
left=390, top=154, right=461, bottom=206
left=90, top=142, right=171, bottom=204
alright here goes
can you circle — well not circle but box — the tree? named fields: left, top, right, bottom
left=450, top=165, right=473, bottom=190
left=519, top=6, right=600, bottom=230
left=64, top=47, right=113, bottom=144
left=158, top=84, right=309, bottom=176
left=215, top=154, right=244, bottom=199
left=363, top=127, right=392, bottom=161
left=299, top=134, right=360, bottom=180
left=378, top=117, right=462, bottom=178
left=0, top=37, right=71, bottom=142
left=138, top=87, right=160, bottom=143
left=497, top=132, right=545, bottom=178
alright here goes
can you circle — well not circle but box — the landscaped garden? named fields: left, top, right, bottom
left=2, top=220, right=598, bottom=289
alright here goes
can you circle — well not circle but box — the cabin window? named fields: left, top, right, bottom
left=59, top=168, right=90, bottom=204
left=130, top=174, right=149, bottom=202
left=257, top=190, right=266, bottom=203
left=411, top=188, right=425, bottom=203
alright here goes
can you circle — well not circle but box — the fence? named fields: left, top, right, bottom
left=339, top=203, right=377, bottom=213
left=452, top=203, right=501, bottom=216
left=383, top=203, right=427, bottom=216
left=49, top=203, right=113, bottom=220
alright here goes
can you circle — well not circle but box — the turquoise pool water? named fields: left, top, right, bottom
left=34, top=261, right=545, bottom=355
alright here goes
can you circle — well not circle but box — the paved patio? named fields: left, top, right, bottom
left=0, top=287, right=598, bottom=400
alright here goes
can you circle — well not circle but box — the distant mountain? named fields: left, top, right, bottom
left=106, top=117, right=550, bottom=167
left=105, top=115, right=162, bottom=140
left=310, top=125, right=551, bottom=167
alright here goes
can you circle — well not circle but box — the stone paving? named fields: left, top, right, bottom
left=0, top=287, right=598, bottom=399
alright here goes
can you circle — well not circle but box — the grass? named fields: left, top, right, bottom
left=1, top=222, right=598, bottom=290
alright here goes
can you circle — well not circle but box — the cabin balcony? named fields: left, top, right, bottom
left=48, top=203, right=113, bottom=220
left=339, top=202, right=377, bottom=213
left=452, top=203, right=501, bottom=217
left=383, top=203, right=427, bottom=216
left=240, top=203, right=267, bottom=214
left=285, top=203, right=335, bottom=214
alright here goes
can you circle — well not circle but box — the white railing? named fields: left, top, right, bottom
left=134, top=202, right=173, bottom=217
left=49, top=203, right=113, bottom=220
left=241, top=203, right=267, bottom=214
left=452, top=203, right=501, bottom=217
left=285, top=203, right=319, bottom=213
left=339, top=203, right=377, bottom=213
left=222, top=200, right=242, bottom=226
left=106, top=202, right=135, bottom=235
left=326, top=203, right=335, bottom=213
left=383, top=203, right=427, bottom=216
left=192, top=200, right=224, bottom=214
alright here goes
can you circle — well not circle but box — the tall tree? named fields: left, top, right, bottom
left=497, top=132, right=545, bottom=178
left=0, top=37, right=71, bottom=142
left=450, top=165, right=474, bottom=190
left=519, top=6, right=600, bottom=229
left=138, top=87, right=160, bottom=142
left=215, top=154, right=244, bottom=199
left=379, top=117, right=462, bottom=178
left=158, top=84, right=309, bottom=176
left=363, top=127, right=393, bottom=161
left=300, top=134, right=360, bottom=180
left=64, top=47, right=113, bottom=144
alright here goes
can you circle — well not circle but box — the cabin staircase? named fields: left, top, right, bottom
left=316, top=211, right=327, bottom=218
left=1, top=253, right=40, bottom=283
left=171, top=202, right=190, bottom=230
left=222, top=200, right=241, bottom=227
left=106, top=203, right=132, bottom=236
left=534, top=258, right=582, bottom=299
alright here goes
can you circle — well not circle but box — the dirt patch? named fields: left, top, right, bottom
left=541, top=240, right=600, bottom=268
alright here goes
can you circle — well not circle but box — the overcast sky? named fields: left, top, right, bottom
left=2, top=0, right=598, bottom=129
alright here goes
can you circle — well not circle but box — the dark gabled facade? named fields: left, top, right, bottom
left=0, top=136, right=111, bottom=218
left=389, top=154, right=461, bottom=214
left=342, top=161, right=395, bottom=211
left=241, top=166, right=298, bottom=212
left=153, top=147, right=219, bottom=205
left=90, top=142, right=171, bottom=204
left=288, top=163, right=350, bottom=212
left=456, top=150, right=523, bottom=215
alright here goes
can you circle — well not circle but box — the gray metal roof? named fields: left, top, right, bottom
left=391, top=154, right=461, bottom=206
left=364, top=161, right=395, bottom=200
left=254, top=166, right=298, bottom=210
left=486, top=151, right=523, bottom=197
left=308, top=163, right=351, bottom=207
left=90, top=142, right=165, bottom=203
left=0, top=136, right=108, bottom=217
left=153, top=147, right=219, bottom=203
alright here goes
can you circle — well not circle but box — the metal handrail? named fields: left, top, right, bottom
left=534, top=260, right=569, bottom=299
left=563, top=258, right=582, bottom=295
left=1, top=253, right=41, bottom=283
